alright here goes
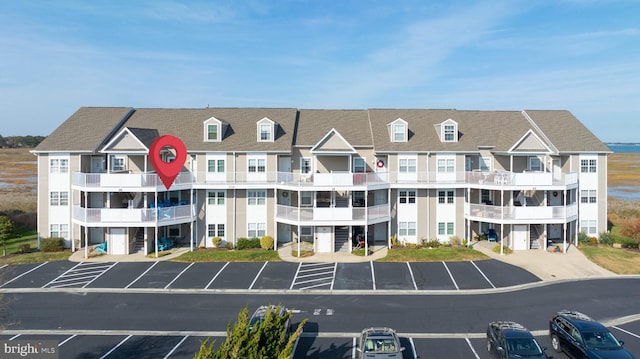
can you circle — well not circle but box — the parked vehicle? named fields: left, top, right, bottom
left=356, top=327, right=404, bottom=358
left=486, top=321, right=550, bottom=358
left=549, top=310, right=636, bottom=359
left=248, top=304, right=291, bottom=336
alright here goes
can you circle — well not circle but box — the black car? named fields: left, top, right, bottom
left=486, top=321, right=550, bottom=358
left=248, top=304, right=291, bottom=336
left=549, top=310, right=636, bottom=359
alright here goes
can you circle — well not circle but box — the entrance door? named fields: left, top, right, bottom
left=110, top=228, right=127, bottom=255
left=91, top=157, right=105, bottom=173
left=316, top=226, right=332, bottom=252
left=513, top=225, right=528, bottom=250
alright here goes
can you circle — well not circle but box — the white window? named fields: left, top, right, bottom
left=437, top=158, right=455, bottom=173
left=49, top=158, right=69, bottom=173
left=399, top=190, right=416, bottom=204
left=581, top=159, right=597, bottom=173
left=300, top=191, right=313, bottom=206
left=248, top=223, right=266, bottom=238
left=207, top=191, right=225, bottom=205
left=208, top=224, right=225, bottom=237
left=248, top=190, right=266, bottom=205
left=50, top=191, right=69, bottom=206
left=168, top=225, right=181, bottom=237
left=480, top=157, right=491, bottom=172
left=300, top=226, right=313, bottom=239
left=580, top=190, right=596, bottom=204
left=443, top=124, right=456, bottom=142
left=301, top=158, right=312, bottom=174
left=393, top=123, right=406, bottom=142
left=248, top=158, right=266, bottom=173
left=207, top=159, right=225, bottom=173
left=50, top=224, right=69, bottom=239
left=260, top=123, right=272, bottom=141
left=529, top=157, right=542, bottom=171
left=438, top=222, right=454, bottom=235
left=438, top=190, right=454, bottom=204
left=399, top=158, right=416, bottom=173
left=206, top=124, right=219, bottom=141
left=580, top=220, right=597, bottom=235
left=353, top=157, right=366, bottom=173
left=399, top=222, right=416, bottom=236
left=110, top=156, right=126, bottom=172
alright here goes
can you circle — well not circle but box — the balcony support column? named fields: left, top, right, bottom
left=84, top=225, right=88, bottom=259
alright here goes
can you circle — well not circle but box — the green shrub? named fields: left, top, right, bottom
left=237, top=237, right=261, bottom=250
left=577, top=231, right=590, bottom=245
left=449, top=236, right=461, bottom=246
left=225, top=241, right=234, bottom=249
left=260, top=235, right=274, bottom=250
left=424, top=239, right=441, bottom=248
left=598, top=231, right=615, bottom=246
left=211, top=237, right=222, bottom=247
left=17, top=243, right=30, bottom=254
left=390, top=235, right=398, bottom=247
left=492, top=245, right=512, bottom=254
left=40, top=237, right=65, bottom=252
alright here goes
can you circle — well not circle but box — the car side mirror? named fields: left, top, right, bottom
left=619, top=340, right=624, bottom=346
left=355, top=348, right=362, bottom=353
left=497, top=346, right=505, bottom=353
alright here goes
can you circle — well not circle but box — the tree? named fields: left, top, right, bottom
left=0, top=215, right=15, bottom=256
left=195, top=304, right=307, bottom=359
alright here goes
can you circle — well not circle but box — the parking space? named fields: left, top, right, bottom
left=612, top=321, right=640, bottom=356
left=0, top=258, right=542, bottom=292
left=333, top=263, right=374, bottom=290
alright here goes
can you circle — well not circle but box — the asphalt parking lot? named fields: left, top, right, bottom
left=2, top=320, right=639, bottom=359
left=0, top=259, right=540, bottom=291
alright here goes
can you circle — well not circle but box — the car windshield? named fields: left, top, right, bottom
left=507, top=338, right=544, bottom=356
left=364, top=338, right=398, bottom=353
left=582, top=331, right=622, bottom=350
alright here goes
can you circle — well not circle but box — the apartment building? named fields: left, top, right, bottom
left=33, top=107, right=610, bottom=257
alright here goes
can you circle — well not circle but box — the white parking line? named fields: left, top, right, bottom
left=470, top=260, right=495, bottom=288
left=164, top=262, right=195, bottom=289
left=164, top=335, right=189, bottom=359
left=83, top=262, right=119, bottom=288
left=465, top=337, right=481, bottom=358
left=370, top=260, right=376, bottom=290
left=409, top=337, right=418, bottom=358
left=42, top=262, right=85, bottom=288
left=295, top=270, right=335, bottom=279
left=442, top=262, right=459, bottom=290
left=1, top=264, right=8, bottom=270
left=290, top=262, right=302, bottom=290
left=352, top=337, right=357, bottom=359
left=613, top=325, right=640, bottom=339
left=99, top=334, right=132, bottom=359
left=406, top=262, right=418, bottom=290
left=330, top=263, right=337, bottom=290
left=249, top=262, right=268, bottom=290
left=0, top=262, right=48, bottom=288
left=59, top=334, right=76, bottom=346
left=125, top=262, right=158, bottom=289
left=9, top=334, right=21, bottom=340
left=205, top=262, right=229, bottom=289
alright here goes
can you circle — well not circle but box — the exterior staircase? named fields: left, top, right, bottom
left=530, top=225, right=541, bottom=250
left=132, top=228, right=145, bottom=254
left=335, top=226, right=351, bottom=252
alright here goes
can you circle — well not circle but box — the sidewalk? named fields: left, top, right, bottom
left=277, top=242, right=388, bottom=263
left=470, top=240, right=615, bottom=281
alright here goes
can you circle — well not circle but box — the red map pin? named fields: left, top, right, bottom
left=149, top=135, right=187, bottom=190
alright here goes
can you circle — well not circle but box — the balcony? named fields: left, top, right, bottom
left=72, top=171, right=194, bottom=190
left=275, top=204, right=389, bottom=222
left=72, top=204, right=195, bottom=225
left=466, top=203, right=578, bottom=223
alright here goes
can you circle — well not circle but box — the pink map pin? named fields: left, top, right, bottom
left=149, top=135, right=187, bottom=190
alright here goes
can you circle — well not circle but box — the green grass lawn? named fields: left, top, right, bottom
left=579, top=245, right=640, bottom=274
left=172, top=248, right=282, bottom=262
left=0, top=228, right=71, bottom=265
left=378, top=246, right=489, bottom=262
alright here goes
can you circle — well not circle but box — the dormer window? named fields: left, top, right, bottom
left=438, top=119, right=458, bottom=143
left=257, top=117, right=275, bottom=142
left=388, top=118, right=408, bottom=142
left=204, top=117, right=223, bottom=142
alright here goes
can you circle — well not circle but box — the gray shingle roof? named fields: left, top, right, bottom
left=35, top=107, right=609, bottom=155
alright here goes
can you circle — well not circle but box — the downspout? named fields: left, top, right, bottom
left=233, top=152, right=237, bottom=248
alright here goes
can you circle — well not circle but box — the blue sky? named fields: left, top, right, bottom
left=1, top=1, right=638, bottom=142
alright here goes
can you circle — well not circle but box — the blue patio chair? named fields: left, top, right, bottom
left=487, top=228, right=497, bottom=242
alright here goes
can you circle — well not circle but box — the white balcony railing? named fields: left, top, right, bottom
left=73, top=171, right=194, bottom=189
left=275, top=204, right=389, bottom=222
left=466, top=203, right=578, bottom=222
left=73, top=204, right=194, bottom=224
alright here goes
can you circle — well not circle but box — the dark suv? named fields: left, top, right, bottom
left=549, top=310, right=636, bottom=359
left=486, top=321, right=550, bottom=358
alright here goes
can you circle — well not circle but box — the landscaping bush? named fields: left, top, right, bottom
left=598, top=231, right=615, bottom=246
left=390, top=235, right=398, bottom=247
left=17, top=243, right=30, bottom=254
left=616, top=237, right=640, bottom=249
left=237, top=237, right=261, bottom=250
left=40, top=237, right=65, bottom=252
left=211, top=237, right=222, bottom=247
left=577, top=231, right=590, bottom=245
left=423, top=239, right=441, bottom=248
left=260, top=235, right=274, bottom=250
left=449, top=236, right=461, bottom=246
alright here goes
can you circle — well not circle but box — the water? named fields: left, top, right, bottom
left=608, top=144, right=640, bottom=153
